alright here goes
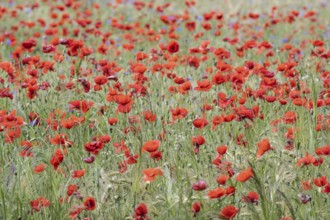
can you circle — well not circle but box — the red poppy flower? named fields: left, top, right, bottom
left=242, top=191, right=259, bottom=204
left=67, top=184, right=78, bottom=196
left=136, top=51, right=148, bottom=61
left=217, top=175, right=230, bottom=185
left=142, top=140, right=160, bottom=153
left=236, top=167, right=254, bottom=182
left=22, top=39, right=37, bottom=49
left=186, top=21, right=196, bottom=31
left=219, top=205, right=239, bottom=220
left=212, top=72, right=228, bottom=85
left=84, top=141, right=104, bottom=155
left=30, top=197, right=50, bottom=212
left=149, top=150, right=162, bottom=161
left=84, top=197, right=96, bottom=211
left=265, top=96, right=276, bottom=103
left=323, top=183, right=330, bottom=194
left=212, top=115, right=224, bottom=130
left=283, top=111, right=297, bottom=124
left=187, top=56, right=200, bottom=69
left=50, top=148, right=64, bottom=170
left=312, top=157, right=323, bottom=166
left=233, top=105, right=255, bottom=122
left=61, top=116, right=85, bottom=130
left=191, top=135, right=206, bottom=153
left=225, top=186, right=236, bottom=196
left=133, top=64, right=147, bottom=74
left=94, top=75, right=108, bottom=85
left=142, top=167, right=163, bottom=182
left=194, top=80, right=212, bottom=91
left=50, top=133, right=73, bottom=146
left=170, top=107, right=188, bottom=120
left=217, top=146, right=228, bottom=155
left=174, top=77, right=185, bottom=84
left=193, top=118, right=208, bottom=130
left=143, top=111, right=156, bottom=122
left=224, top=113, right=236, bottom=122
left=167, top=40, right=179, bottom=53
left=203, top=104, right=213, bottom=111
left=297, top=153, right=316, bottom=167
left=108, top=117, right=118, bottom=125
left=256, top=138, right=273, bottom=158
left=114, top=94, right=134, bottom=113
left=69, top=100, right=94, bottom=114
left=80, top=47, right=93, bottom=57
left=216, top=92, right=235, bottom=109
left=178, top=81, right=192, bottom=94
left=313, top=176, right=327, bottom=187
left=207, top=187, right=226, bottom=199
left=33, top=164, right=46, bottom=174
left=72, top=169, right=86, bottom=178
left=93, top=135, right=111, bottom=144
left=133, top=203, right=149, bottom=220
left=315, top=145, right=330, bottom=155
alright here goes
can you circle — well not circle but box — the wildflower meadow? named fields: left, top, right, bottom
left=0, top=0, right=329, bottom=219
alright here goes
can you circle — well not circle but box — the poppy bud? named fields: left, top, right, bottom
left=192, top=202, right=202, bottom=216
